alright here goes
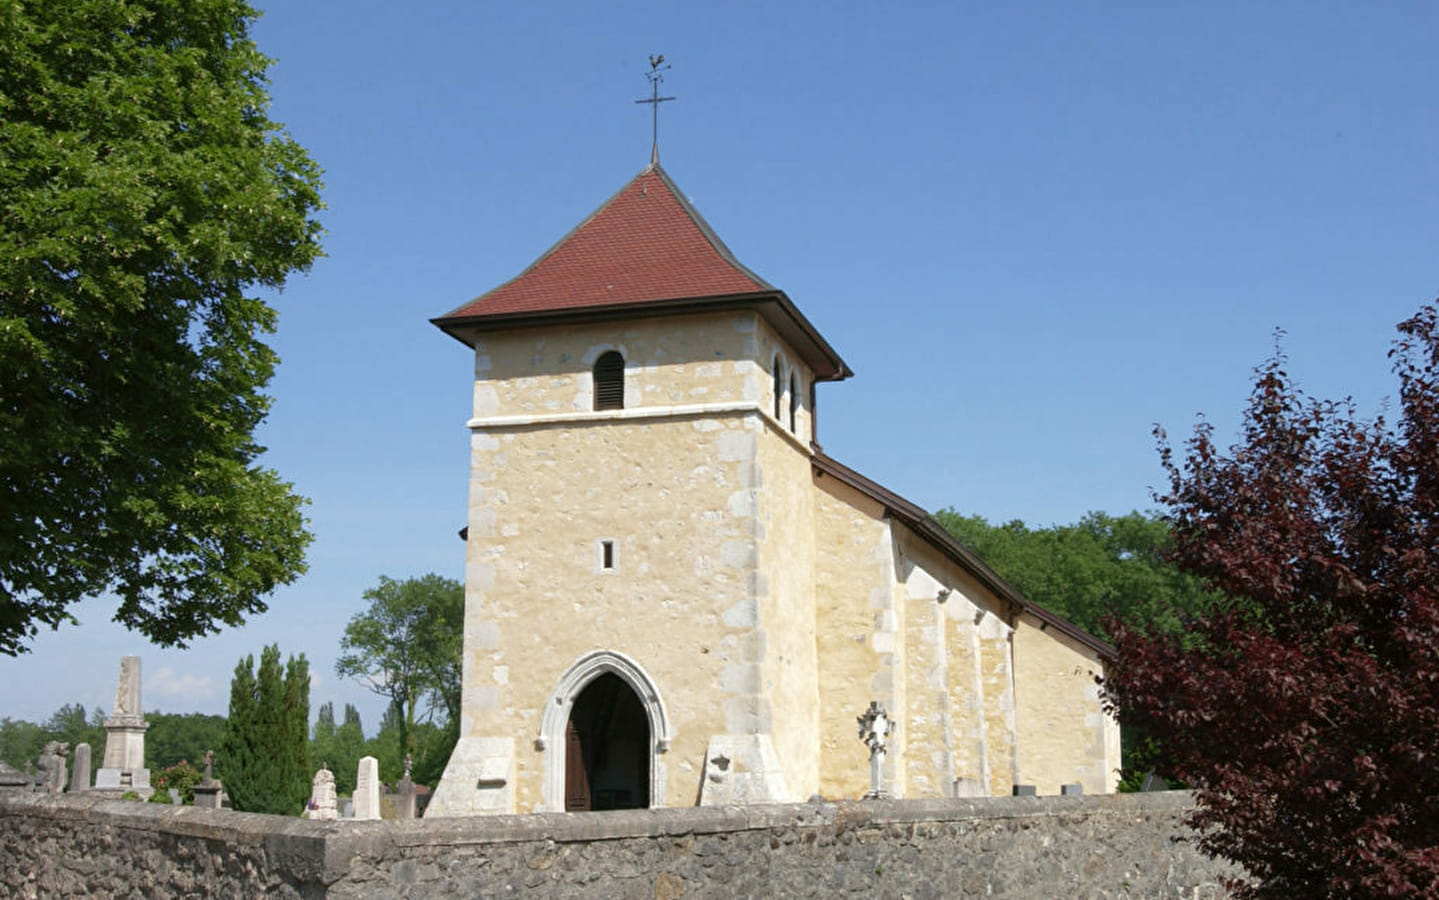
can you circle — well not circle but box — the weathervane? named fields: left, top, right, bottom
left=635, top=54, right=675, bottom=166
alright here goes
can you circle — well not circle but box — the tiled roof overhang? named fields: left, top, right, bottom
left=433, top=289, right=853, bottom=382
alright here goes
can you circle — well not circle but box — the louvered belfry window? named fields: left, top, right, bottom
left=594, top=351, right=625, bottom=410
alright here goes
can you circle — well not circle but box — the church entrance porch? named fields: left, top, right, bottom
left=539, top=650, right=672, bottom=812
left=564, top=673, right=649, bottom=810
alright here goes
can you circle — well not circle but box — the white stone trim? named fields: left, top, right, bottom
left=467, top=400, right=814, bottom=456
left=468, top=401, right=757, bottom=430
left=538, top=650, right=672, bottom=811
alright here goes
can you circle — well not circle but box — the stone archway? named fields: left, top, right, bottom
left=540, top=650, right=671, bottom=811
left=564, top=673, right=648, bottom=810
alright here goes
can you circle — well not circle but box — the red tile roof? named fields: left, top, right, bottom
left=440, top=164, right=772, bottom=320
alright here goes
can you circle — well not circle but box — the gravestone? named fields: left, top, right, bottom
left=95, top=656, right=152, bottom=797
left=394, top=753, right=417, bottom=819
left=304, top=766, right=339, bottom=820
left=0, top=760, right=29, bottom=791
left=69, top=743, right=91, bottom=791
left=191, top=750, right=224, bottom=809
left=35, top=742, right=68, bottom=793
left=354, top=756, right=381, bottom=820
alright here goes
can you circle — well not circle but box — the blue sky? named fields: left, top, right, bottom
left=2, top=1, right=1435, bottom=734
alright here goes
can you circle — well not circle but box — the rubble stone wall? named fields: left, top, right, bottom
left=0, top=790, right=1234, bottom=898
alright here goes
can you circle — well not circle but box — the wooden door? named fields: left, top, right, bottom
left=564, top=719, right=590, bottom=811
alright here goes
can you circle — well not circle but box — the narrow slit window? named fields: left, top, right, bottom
left=789, top=373, right=799, bottom=432
left=594, top=351, right=624, bottom=410
left=600, top=540, right=615, bottom=570
left=772, top=356, right=783, bottom=419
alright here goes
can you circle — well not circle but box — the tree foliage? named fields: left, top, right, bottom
left=0, top=0, right=324, bottom=655
left=336, top=574, right=463, bottom=762
left=218, top=645, right=310, bottom=814
left=1103, top=304, right=1439, bottom=897
left=146, top=711, right=225, bottom=771
left=935, top=509, right=1218, bottom=640
left=309, top=701, right=367, bottom=796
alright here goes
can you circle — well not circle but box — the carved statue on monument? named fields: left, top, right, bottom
left=34, top=742, right=69, bottom=793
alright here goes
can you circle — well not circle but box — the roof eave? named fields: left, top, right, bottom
left=431, top=289, right=852, bottom=382
left=809, top=452, right=1115, bottom=660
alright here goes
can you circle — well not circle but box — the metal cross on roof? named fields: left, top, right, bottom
left=635, top=54, right=675, bottom=166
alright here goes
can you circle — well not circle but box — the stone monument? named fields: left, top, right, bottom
left=69, top=742, right=91, bottom=791
left=0, top=760, right=30, bottom=792
left=95, top=655, right=152, bottom=797
left=394, top=753, right=417, bottom=819
left=304, top=766, right=339, bottom=820
left=34, top=742, right=68, bottom=793
left=191, top=750, right=224, bottom=809
left=857, top=701, right=895, bottom=800
left=354, top=756, right=381, bottom=820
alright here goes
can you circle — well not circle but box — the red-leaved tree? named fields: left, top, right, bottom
left=1103, top=303, right=1439, bottom=898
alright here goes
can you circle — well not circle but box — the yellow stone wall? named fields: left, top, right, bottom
left=1012, top=614, right=1119, bottom=794
left=812, top=476, right=896, bottom=800
left=754, top=384, right=821, bottom=799
left=453, top=312, right=777, bottom=812
left=433, top=306, right=1117, bottom=815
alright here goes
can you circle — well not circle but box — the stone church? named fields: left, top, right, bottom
left=426, top=162, right=1119, bottom=817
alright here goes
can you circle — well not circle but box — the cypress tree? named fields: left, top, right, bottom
left=218, top=645, right=310, bottom=814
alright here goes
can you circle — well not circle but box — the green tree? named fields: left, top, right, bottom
left=43, top=702, right=105, bottom=784
left=934, top=510, right=1218, bottom=639
left=0, top=717, right=47, bottom=773
left=145, top=712, right=226, bottom=771
left=218, top=645, right=310, bottom=814
left=0, top=0, right=324, bottom=656
left=336, top=574, right=463, bottom=762
left=308, top=701, right=368, bottom=796
left=330, top=703, right=367, bottom=795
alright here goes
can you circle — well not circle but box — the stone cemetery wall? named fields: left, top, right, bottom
left=0, top=790, right=1234, bottom=898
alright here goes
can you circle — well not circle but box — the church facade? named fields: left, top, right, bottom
left=426, top=163, right=1119, bottom=817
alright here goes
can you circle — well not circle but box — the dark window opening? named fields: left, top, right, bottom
left=601, top=540, right=615, bottom=570
left=772, top=356, right=783, bottom=419
left=594, top=351, right=625, bottom=410
left=789, top=373, right=799, bottom=431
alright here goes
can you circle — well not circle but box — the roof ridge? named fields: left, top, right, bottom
left=439, top=164, right=770, bottom=321
left=648, top=164, right=774, bottom=292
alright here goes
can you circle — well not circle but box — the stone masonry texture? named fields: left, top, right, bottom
left=0, top=790, right=1234, bottom=898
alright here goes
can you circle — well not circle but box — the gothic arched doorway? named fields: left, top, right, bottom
left=564, top=673, right=650, bottom=810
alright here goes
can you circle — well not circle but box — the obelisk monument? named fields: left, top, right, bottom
left=94, top=655, right=152, bottom=796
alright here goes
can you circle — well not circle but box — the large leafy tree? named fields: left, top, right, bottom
left=0, top=0, right=323, bottom=655
left=336, top=574, right=463, bottom=763
left=934, top=509, right=1218, bottom=639
left=1103, top=304, right=1439, bottom=897
left=218, top=645, right=310, bottom=814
